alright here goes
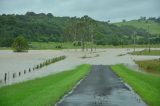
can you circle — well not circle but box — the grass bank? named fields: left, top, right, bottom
left=135, top=59, right=160, bottom=74
left=111, top=64, right=160, bottom=106
left=0, top=64, right=91, bottom=106
left=130, top=49, right=160, bottom=55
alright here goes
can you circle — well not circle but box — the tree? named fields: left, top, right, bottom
left=12, top=36, right=29, bottom=52
left=47, top=13, right=53, bottom=17
left=0, top=13, right=156, bottom=47
left=77, top=19, right=86, bottom=51
left=89, top=19, right=97, bottom=52
left=122, top=19, right=126, bottom=23
left=79, top=16, right=88, bottom=52
left=25, top=12, right=36, bottom=16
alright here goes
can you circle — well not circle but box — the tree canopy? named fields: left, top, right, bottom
left=12, top=36, right=29, bottom=52
left=0, top=12, right=159, bottom=47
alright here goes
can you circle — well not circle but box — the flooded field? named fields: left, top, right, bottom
left=0, top=49, right=160, bottom=86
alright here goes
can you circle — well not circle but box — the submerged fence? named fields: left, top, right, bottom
left=1, top=56, right=66, bottom=85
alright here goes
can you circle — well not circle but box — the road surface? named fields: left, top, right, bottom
left=57, top=65, right=147, bottom=106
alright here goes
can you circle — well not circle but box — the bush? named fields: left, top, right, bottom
left=55, top=45, right=62, bottom=49
left=12, top=36, right=29, bottom=52
left=73, top=41, right=81, bottom=46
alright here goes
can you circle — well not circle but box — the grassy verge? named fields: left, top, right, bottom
left=0, top=64, right=91, bottom=106
left=135, top=59, right=160, bottom=74
left=130, top=49, right=160, bottom=55
left=111, top=64, right=160, bottom=106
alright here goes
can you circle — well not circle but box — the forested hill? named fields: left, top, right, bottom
left=0, top=12, right=158, bottom=47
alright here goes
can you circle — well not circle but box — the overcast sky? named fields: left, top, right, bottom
left=0, top=0, right=159, bottom=22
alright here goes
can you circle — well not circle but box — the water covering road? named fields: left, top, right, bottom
left=57, top=65, right=147, bottom=106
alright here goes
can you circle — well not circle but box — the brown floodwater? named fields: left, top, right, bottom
left=0, top=49, right=159, bottom=86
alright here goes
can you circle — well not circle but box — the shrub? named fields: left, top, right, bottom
left=55, top=45, right=62, bottom=49
left=73, top=41, right=81, bottom=46
left=12, top=36, right=29, bottom=52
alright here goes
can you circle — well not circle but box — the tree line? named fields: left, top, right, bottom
left=0, top=12, right=159, bottom=48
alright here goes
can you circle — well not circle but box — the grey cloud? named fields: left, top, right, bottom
left=0, top=0, right=159, bottom=22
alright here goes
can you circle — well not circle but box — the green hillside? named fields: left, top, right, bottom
left=0, top=13, right=158, bottom=47
left=115, top=20, right=160, bottom=35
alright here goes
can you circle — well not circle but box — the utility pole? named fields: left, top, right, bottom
left=91, top=34, right=93, bottom=52
left=90, top=25, right=94, bottom=52
left=147, top=25, right=151, bottom=53
left=121, top=39, right=123, bottom=48
left=133, top=31, right=136, bottom=52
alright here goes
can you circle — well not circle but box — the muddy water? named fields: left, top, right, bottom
left=0, top=50, right=62, bottom=86
left=0, top=49, right=160, bottom=86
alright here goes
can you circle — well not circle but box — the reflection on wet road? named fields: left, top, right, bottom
left=57, top=65, right=147, bottom=106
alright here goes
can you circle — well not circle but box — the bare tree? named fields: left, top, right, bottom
left=64, top=15, right=97, bottom=52
left=89, top=19, right=97, bottom=52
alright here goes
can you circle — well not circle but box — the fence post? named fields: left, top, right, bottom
left=8, top=72, right=9, bottom=81
left=24, top=70, right=26, bottom=74
left=4, top=73, right=7, bottom=83
left=13, top=73, right=16, bottom=78
left=19, top=72, right=21, bottom=76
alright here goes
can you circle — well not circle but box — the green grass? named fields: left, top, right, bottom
left=0, top=42, right=159, bottom=50
left=30, top=42, right=83, bottom=49
left=0, top=64, right=91, bottom=106
left=130, top=49, right=160, bottom=55
left=111, top=64, right=160, bottom=106
left=135, top=59, right=160, bottom=74
left=0, top=47, right=11, bottom=50
left=115, top=20, right=160, bottom=35
left=30, top=42, right=160, bottom=50
left=30, top=42, right=110, bottom=49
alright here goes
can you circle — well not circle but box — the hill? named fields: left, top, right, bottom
left=0, top=12, right=157, bottom=47
left=114, top=20, right=160, bottom=35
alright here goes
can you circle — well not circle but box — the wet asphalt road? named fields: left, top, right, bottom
left=57, top=65, right=147, bottom=106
